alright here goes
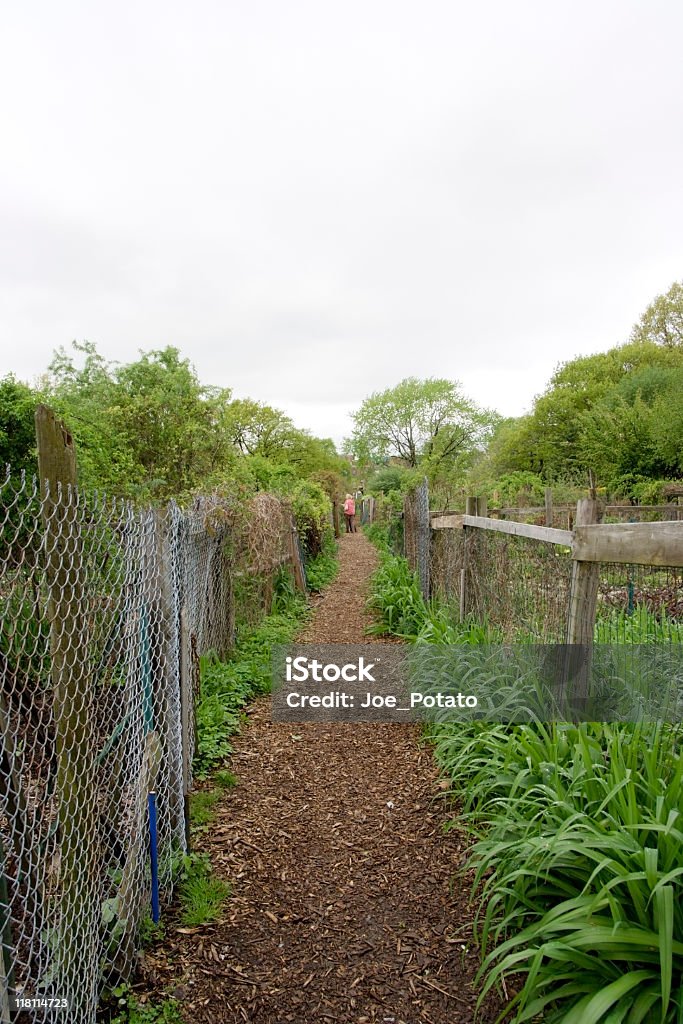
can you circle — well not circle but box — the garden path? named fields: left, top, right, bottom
left=142, top=532, right=501, bottom=1024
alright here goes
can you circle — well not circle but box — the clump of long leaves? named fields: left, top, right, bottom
left=430, top=719, right=683, bottom=1022
left=366, top=553, right=430, bottom=638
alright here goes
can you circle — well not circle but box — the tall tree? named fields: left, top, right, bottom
left=350, top=378, right=494, bottom=470
left=630, top=280, right=683, bottom=348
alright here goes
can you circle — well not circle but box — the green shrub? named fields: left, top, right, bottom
left=305, top=534, right=339, bottom=592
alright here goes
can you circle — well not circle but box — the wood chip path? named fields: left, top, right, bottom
left=141, top=532, right=503, bottom=1023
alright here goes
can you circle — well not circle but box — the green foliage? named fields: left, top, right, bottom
left=489, top=471, right=547, bottom=507
left=304, top=534, right=339, bottom=592
left=177, top=853, right=230, bottom=927
left=137, top=916, right=165, bottom=949
left=630, top=279, right=683, bottom=348
left=366, top=553, right=429, bottom=639
left=367, top=535, right=683, bottom=1020
left=367, top=466, right=411, bottom=494
left=482, top=335, right=683, bottom=497
left=350, top=377, right=496, bottom=473
left=429, top=720, right=683, bottom=1023
left=214, top=769, right=239, bottom=789
left=0, top=375, right=39, bottom=478
left=595, top=605, right=683, bottom=644
left=193, top=591, right=308, bottom=777
left=288, top=479, right=332, bottom=556
left=104, top=985, right=183, bottom=1024
left=363, top=522, right=392, bottom=553
left=189, top=789, right=221, bottom=828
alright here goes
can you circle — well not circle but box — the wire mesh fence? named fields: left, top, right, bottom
left=464, top=530, right=573, bottom=642
left=0, top=471, right=307, bottom=1023
left=404, top=481, right=430, bottom=599
left=427, top=497, right=683, bottom=646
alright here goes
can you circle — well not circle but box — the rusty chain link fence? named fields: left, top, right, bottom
left=0, top=467, right=307, bottom=1023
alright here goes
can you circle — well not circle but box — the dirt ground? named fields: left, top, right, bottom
left=140, top=532, right=503, bottom=1023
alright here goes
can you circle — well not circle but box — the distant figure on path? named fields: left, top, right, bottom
left=343, top=493, right=356, bottom=533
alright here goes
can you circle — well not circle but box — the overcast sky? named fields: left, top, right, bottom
left=2, top=0, right=682, bottom=446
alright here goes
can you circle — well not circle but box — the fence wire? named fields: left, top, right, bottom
left=404, top=482, right=430, bottom=600
left=429, top=519, right=683, bottom=647
left=464, top=530, right=573, bottom=642
left=0, top=473, right=305, bottom=1023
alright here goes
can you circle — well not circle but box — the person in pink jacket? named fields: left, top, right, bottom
left=343, top=493, right=356, bottom=533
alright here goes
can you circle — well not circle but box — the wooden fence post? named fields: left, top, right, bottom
left=35, top=405, right=100, bottom=1014
left=289, top=519, right=307, bottom=593
left=460, top=497, right=478, bottom=621
left=563, top=498, right=601, bottom=716
left=545, top=488, right=553, bottom=528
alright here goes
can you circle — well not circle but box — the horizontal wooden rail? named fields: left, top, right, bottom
left=573, top=521, right=683, bottom=567
left=461, top=515, right=573, bottom=546
left=431, top=514, right=464, bottom=530
left=435, top=512, right=683, bottom=567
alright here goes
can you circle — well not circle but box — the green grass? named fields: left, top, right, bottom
left=214, top=769, right=239, bottom=789
left=178, top=854, right=230, bottom=927
left=188, top=789, right=220, bottom=827
left=365, top=539, right=683, bottom=1022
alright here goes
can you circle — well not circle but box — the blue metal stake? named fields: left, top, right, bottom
left=148, top=792, right=160, bottom=923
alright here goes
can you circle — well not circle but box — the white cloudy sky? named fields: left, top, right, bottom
left=1, top=0, right=682, bottom=445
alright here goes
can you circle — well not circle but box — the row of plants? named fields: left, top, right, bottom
left=365, top=530, right=683, bottom=1022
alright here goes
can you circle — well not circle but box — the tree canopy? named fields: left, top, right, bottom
left=1, top=341, right=350, bottom=502
left=350, top=377, right=495, bottom=472
left=629, top=280, right=683, bottom=348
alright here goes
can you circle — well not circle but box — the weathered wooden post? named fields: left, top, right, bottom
left=563, top=498, right=601, bottom=718
left=35, top=405, right=99, bottom=1015
left=460, top=497, right=478, bottom=622
left=288, top=518, right=307, bottom=593
left=544, top=488, right=553, bottom=528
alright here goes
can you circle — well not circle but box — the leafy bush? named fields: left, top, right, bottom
left=305, top=534, right=339, bottom=592
left=289, top=479, right=332, bottom=556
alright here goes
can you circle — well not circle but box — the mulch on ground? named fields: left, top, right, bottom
left=140, top=532, right=503, bottom=1023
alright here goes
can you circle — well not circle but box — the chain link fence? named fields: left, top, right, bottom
left=403, top=481, right=430, bottom=599
left=0, top=470, right=307, bottom=1023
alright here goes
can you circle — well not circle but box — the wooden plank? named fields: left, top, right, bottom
left=431, top=514, right=464, bottom=530
left=462, top=515, right=573, bottom=546
left=572, top=521, right=683, bottom=567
